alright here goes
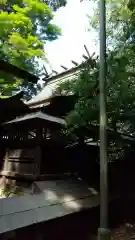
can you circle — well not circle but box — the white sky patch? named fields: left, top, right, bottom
left=44, top=0, right=98, bottom=73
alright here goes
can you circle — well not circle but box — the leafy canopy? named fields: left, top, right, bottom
left=58, top=0, right=135, bottom=159
left=0, top=0, right=62, bottom=98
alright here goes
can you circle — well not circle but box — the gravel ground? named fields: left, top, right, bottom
left=111, top=224, right=135, bottom=240
left=89, top=224, right=135, bottom=240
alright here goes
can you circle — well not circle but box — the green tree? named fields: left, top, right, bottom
left=45, top=0, right=66, bottom=10
left=58, top=0, right=135, bottom=159
left=0, top=0, right=63, bottom=99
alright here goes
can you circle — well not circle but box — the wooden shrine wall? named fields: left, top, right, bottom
left=0, top=126, right=100, bottom=180
left=0, top=146, right=40, bottom=180
left=2, top=149, right=36, bottom=176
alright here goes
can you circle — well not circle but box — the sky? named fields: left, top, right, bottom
left=44, top=0, right=98, bottom=74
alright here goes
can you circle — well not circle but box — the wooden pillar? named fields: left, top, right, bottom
left=35, top=126, right=43, bottom=179
left=35, top=146, right=42, bottom=178
left=43, top=127, right=47, bottom=139
left=0, top=129, right=3, bottom=164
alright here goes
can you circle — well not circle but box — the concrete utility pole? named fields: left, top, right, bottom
left=98, top=0, right=111, bottom=239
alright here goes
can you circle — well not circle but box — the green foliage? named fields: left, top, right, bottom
left=58, top=0, right=135, bottom=160
left=0, top=0, right=62, bottom=98
left=88, top=0, right=132, bottom=47
left=60, top=54, right=135, bottom=133
left=0, top=186, right=24, bottom=197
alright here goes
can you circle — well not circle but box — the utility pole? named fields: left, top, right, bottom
left=98, top=0, right=111, bottom=239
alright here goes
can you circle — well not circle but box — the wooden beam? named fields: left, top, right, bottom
left=0, top=60, right=38, bottom=83
left=0, top=170, right=36, bottom=180
left=35, top=146, right=42, bottom=178
left=35, top=127, right=43, bottom=178
left=84, top=44, right=91, bottom=58
left=91, top=52, right=95, bottom=58
left=43, top=65, right=49, bottom=78
left=82, top=54, right=89, bottom=60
